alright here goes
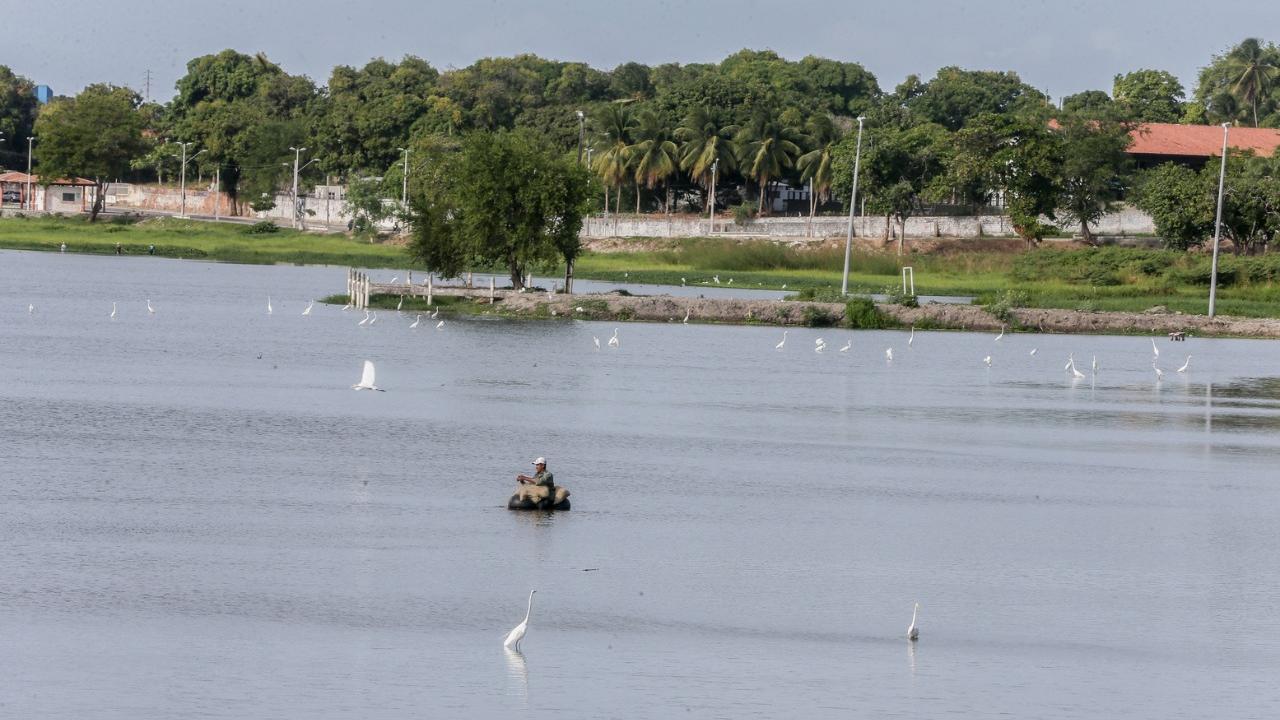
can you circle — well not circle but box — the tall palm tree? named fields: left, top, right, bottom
left=674, top=107, right=737, bottom=210
left=591, top=103, right=637, bottom=214
left=734, top=111, right=804, bottom=214
left=627, top=110, right=679, bottom=213
left=796, top=114, right=843, bottom=220
left=1225, top=38, right=1280, bottom=127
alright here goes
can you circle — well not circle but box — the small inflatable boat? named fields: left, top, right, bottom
left=507, top=485, right=571, bottom=511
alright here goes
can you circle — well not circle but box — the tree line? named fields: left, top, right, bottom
left=0, top=40, right=1278, bottom=251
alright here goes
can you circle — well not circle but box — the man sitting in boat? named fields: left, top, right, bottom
left=516, top=457, right=555, bottom=500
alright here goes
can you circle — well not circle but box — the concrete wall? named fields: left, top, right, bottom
left=108, top=184, right=388, bottom=229
left=582, top=206, right=1156, bottom=240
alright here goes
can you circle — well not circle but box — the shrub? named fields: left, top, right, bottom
left=882, top=284, right=919, bottom=307
left=845, top=297, right=890, bottom=329
left=731, top=204, right=754, bottom=226
left=984, top=289, right=1030, bottom=324
left=243, top=220, right=281, bottom=235
left=802, top=305, right=837, bottom=327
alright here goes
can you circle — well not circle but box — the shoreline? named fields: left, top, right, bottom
left=348, top=286, right=1280, bottom=340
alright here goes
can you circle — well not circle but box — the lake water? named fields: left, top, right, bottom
left=1, top=249, right=1278, bottom=719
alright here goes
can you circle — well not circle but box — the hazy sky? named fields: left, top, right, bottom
left=4, top=1, right=1274, bottom=102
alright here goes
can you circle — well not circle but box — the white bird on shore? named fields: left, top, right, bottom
left=410, top=314, right=421, bottom=329
left=608, top=328, right=619, bottom=348
left=110, top=302, right=117, bottom=319
left=1177, top=355, right=1192, bottom=373
left=781, top=284, right=787, bottom=289
left=593, top=336, right=600, bottom=351
left=681, top=277, right=686, bottom=286
left=352, top=360, right=384, bottom=391
left=575, top=306, right=584, bottom=313
left=396, top=296, right=404, bottom=311
left=435, top=319, right=445, bottom=330
left=713, top=275, right=720, bottom=284
left=267, top=296, right=273, bottom=315
left=503, top=590, right=536, bottom=650
left=908, top=326, right=915, bottom=346
left=1151, top=337, right=1159, bottom=359
left=886, top=348, right=894, bottom=361
left=995, top=324, right=1005, bottom=341
left=147, top=298, right=155, bottom=314
left=775, top=330, right=788, bottom=350
left=358, top=310, right=371, bottom=326
left=908, top=603, right=920, bottom=642
left=302, top=301, right=313, bottom=316
left=839, top=338, right=852, bottom=352
left=728, top=278, right=733, bottom=285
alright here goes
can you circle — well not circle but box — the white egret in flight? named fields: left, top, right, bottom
left=352, top=360, right=384, bottom=391
left=503, top=590, right=537, bottom=650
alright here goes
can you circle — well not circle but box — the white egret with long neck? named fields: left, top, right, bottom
left=908, top=603, right=920, bottom=642
left=775, top=330, right=787, bottom=350
left=503, top=590, right=537, bottom=650
left=1177, top=355, right=1192, bottom=373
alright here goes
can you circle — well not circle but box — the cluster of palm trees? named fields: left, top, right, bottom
left=587, top=104, right=846, bottom=217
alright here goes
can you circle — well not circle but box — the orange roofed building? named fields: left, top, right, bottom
left=1127, top=123, right=1280, bottom=170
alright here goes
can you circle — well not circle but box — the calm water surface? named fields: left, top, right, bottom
left=1, top=249, right=1278, bottom=719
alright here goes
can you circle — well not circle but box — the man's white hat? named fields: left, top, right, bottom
left=532, top=457, right=546, bottom=465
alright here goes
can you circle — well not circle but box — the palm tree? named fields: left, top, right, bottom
left=591, top=103, right=637, bottom=214
left=1224, top=38, right=1280, bottom=127
left=674, top=107, right=736, bottom=210
left=733, top=111, right=804, bottom=214
left=796, top=114, right=843, bottom=222
left=627, top=110, right=679, bottom=213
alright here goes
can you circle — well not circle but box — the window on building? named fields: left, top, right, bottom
left=62, top=193, right=76, bottom=202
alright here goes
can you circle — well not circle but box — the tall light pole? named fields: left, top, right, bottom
left=396, top=147, right=409, bottom=207
left=1208, top=123, right=1230, bottom=319
left=290, top=146, right=306, bottom=229
left=26, top=136, right=35, bottom=211
left=575, top=110, right=586, bottom=165
left=707, top=159, right=718, bottom=235
left=840, top=116, right=866, bottom=296
left=174, top=141, right=194, bottom=217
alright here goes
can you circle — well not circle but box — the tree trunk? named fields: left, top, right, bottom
left=615, top=186, right=621, bottom=216
left=90, top=179, right=106, bottom=222
left=898, top=217, right=906, bottom=256
left=604, top=185, right=609, bottom=215
left=1080, top=218, right=1094, bottom=245
left=564, top=258, right=574, bottom=294
left=510, top=257, right=524, bottom=289
left=635, top=185, right=641, bottom=214
left=757, top=179, right=766, bottom=214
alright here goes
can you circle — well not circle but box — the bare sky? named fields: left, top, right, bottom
left=4, top=1, right=1273, bottom=102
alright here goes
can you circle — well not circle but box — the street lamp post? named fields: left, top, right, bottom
left=174, top=141, right=194, bottom=217
left=1208, top=123, right=1230, bottom=319
left=26, top=136, right=35, bottom=211
left=576, top=110, right=586, bottom=165
left=840, top=116, right=866, bottom=296
left=290, top=146, right=306, bottom=229
left=397, top=147, right=409, bottom=208
left=707, top=159, right=718, bottom=235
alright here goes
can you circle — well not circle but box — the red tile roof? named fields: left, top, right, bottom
left=1128, top=123, right=1280, bottom=158
left=0, top=171, right=95, bottom=185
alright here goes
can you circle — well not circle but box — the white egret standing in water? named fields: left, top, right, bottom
left=110, top=302, right=117, bottom=319
left=1029, top=348, right=1038, bottom=356
left=608, top=328, right=619, bottom=348
left=267, top=296, right=273, bottom=315
left=775, top=331, right=788, bottom=350
left=396, top=296, right=404, bottom=312
left=886, top=348, right=894, bottom=361
left=1177, top=355, right=1192, bottom=373
left=839, top=338, right=852, bottom=353
left=352, top=360, right=384, bottom=391
left=908, top=326, right=915, bottom=347
left=358, top=310, right=371, bottom=326
left=431, top=307, right=439, bottom=319
left=1092, top=355, right=1098, bottom=374
left=435, top=319, right=445, bottom=330
left=683, top=308, right=690, bottom=324
left=369, top=311, right=378, bottom=326
left=908, top=603, right=920, bottom=642
left=1069, top=358, right=1086, bottom=380
left=503, top=590, right=537, bottom=650
left=147, top=298, right=155, bottom=314
left=984, top=355, right=992, bottom=367
left=28, top=303, right=34, bottom=314
left=994, top=325, right=1005, bottom=341
left=1151, top=337, right=1159, bottom=359
left=302, top=301, right=313, bottom=316
left=410, top=314, right=421, bottom=329
left=1154, top=363, right=1165, bottom=380
left=593, top=336, right=600, bottom=351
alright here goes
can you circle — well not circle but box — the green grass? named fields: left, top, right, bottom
left=0, top=214, right=417, bottom=268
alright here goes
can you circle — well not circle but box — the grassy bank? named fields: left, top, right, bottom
left=0, top=214, right=415, bottom=268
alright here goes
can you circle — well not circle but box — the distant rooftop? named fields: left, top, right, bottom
left=1128, top=123, right=1280, bottom=158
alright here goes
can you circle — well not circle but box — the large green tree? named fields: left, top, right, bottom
left=1194, top=38, right=1280, bottom=127
left=733, top=110, right=804, bottom=214
left=1053, top=115, right=1133, bottom=244
left=0, top=65, right=38, bottom=168
left=674, top=106, right=736, bottom=209
left=796, top=113, right=843, bottom=218
left=1131, top=162, right=1215, bottom=250
left=906, top=67, right=1047, bottom=130
left=33, top=84, right=146, bottom=220
left=628, top=109, right=679, bottom=213
left=313, top=57, right=438, bottom=176
left=408, top=130, right=590, bottom=288
left=1112, top=69, right=1185, bottom=123
left=590, top=103, right=636, bottom=214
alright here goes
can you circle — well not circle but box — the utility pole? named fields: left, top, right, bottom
left=174, top=141, right=197, bottom=218
left=213, top=167, right=221, bottom=221
left=1208, top=123, right=1230, bottom=318
left=289, top=146, right=306, bottom=229
left=144, top=69, right=152, bottom=103
left=575, top=110, right=586, bottom=165
left=397, top=147, right=409, bottom=207
left=26, top=136, right=34, bottom=211
left=841, top=116, right=866, bottom=296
